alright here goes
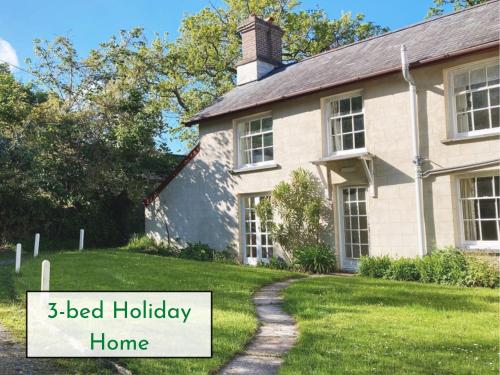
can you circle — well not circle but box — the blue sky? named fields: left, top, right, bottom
left=0, top=0, right=445, bottom=152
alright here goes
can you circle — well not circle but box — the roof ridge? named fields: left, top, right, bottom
left=282, top=0, right=498, bottom=67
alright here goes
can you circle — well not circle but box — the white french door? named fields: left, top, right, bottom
left=339, top=186, right=369, bottom=271
left=242, top=196, right=273, bottom=265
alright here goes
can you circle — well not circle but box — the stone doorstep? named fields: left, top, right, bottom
left=220, top=354, right=283, bottom=375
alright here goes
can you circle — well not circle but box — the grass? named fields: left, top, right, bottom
left=281, top=276, right=499, bottom=375
left=0, top=248, right=298, bottom=374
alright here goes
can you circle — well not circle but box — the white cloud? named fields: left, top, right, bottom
left=0, top=38, right=19, bottom=70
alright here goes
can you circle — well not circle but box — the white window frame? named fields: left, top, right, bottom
left=234, top=112, right=274, bottom=169
left=240, top=194, right=274, bottom=265
left=446, top=57, right=500, bottom=139
left=322, top=90, right=367, bottom=157
left=456, top=173, right=500, bottom=251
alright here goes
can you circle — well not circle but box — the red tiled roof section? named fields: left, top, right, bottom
left=143, top=144, right=201, bottom=207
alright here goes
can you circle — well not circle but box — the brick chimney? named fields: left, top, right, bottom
left=236, top=15, right=283, bottom=85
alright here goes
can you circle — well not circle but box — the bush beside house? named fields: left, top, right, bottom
left=359, top=248, right=499, bottom=288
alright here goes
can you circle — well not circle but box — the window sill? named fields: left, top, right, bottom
left=313, top=150, right=371, bottom=164
left=461, top=243, right=500, bottom=253
left=230, top=163, right=280, bottom=175
left=441, top=132, right=500, bottom=144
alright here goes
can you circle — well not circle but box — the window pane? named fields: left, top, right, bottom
left=339, top=98, right=350, bottom=115
left=470, top=67, right=487, bottom=89
left=261, top=117, right=272, bottom=131
left=333, top=100, right=339, bottom=115
left=481, top=221, right=498, bottom=240
left=351, top=217, right=359, bottom=229
left=463, top=220, right=478, bottom=241
left=457, top=113, right=471, bottom=132
left=359, top=202, right=367, bottom=215
left=477, top=177, right=493, bottom=197
left=351, top=96, right=362, bottom=112
left=252, top=149, right=262, bottom=163
left=343, top=133, right=353, bottom=150
left=472, top=90, right=488, bottom=109
left=263, top=133, right=273, bottom=147
left=345, top=244, right=352, bottom=258
left=354, top=132, right=365, bottom=149
left=263, top=147, right=273, bottom=161
left=350, top=202, right=358, bottom=215
left=360, top=230, right=368, bottom=244
left=353, top=115, right=364, bottom=131
left=487, top=64, right=500, bottom=86
left=489, top=87, right=499, bottom=106
left=333, top=135, right=342, bottom=152
left=360, top=245, right=369, bottom=256
left=491, top=107, right=499, bottom=128
left=250, top=120, right=261, bottom=133
left=352, top=245, right=360, bottom=259
left=352, top=231, right=359, bottom=244
left=252, top=135, right=262, bottom=149
left=460, top=178, right=475, bottom=198
left=455, top=93, right=469, bottom=112
left=474, top=109, right=490, bottom=130
left=479, top=199, right=496, bottom=219
left=344, top=217, right=350, bottom=229
left=342, top=117, right=353, bottom=133
left=332, top=118, right=341, bottom=135
left=454, top=72, right=468, bottom=93
left=495, top=176, right=499, bottom=196
left=360, top=216, right=367, bottom=228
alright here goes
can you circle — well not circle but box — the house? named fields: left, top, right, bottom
left=144, top=2, right=499, bottom=271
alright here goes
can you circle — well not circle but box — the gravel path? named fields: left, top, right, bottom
left=219, top=279, right=299, bottom=375
left=0, top=323, right=62, bottom=374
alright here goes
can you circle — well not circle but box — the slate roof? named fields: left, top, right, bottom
left=186, top=1, right=499, bottom=126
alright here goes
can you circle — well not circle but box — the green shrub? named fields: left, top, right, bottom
left=124, top=234, right=179, bottom=257
left=417, top=248, right=468, bottom=285
left=213, top=245, right=239, bottom=264
left=383, top=258, right=420, bottom=281
left=463, top=256, right=500, bottom=288
left=294, top=243, right=335, bottom=274
left=179, top=242, right=214, bottom=261
left=259, top=256, right=290, bottom=270
left=359, top=256, right=391, bottom=278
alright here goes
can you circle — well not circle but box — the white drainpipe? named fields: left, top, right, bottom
left=400, top=45, right=426, bottom=257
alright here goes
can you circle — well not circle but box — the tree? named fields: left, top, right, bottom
left=146, top=0, right=388, bottom=144
left=0, top=35, right=178, bottom=245
left=426, top=0, right=488, bottom=17
left=256, top=168, right=328, bottom=260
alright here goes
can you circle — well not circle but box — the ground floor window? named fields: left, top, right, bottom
left=342, top=187, right=369, bottom=259
left=242, top=196, right=273, bottom=264
left=459, top=175, right=500, bottom=248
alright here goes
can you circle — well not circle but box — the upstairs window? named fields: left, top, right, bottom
left=326, top=93, right=365, bottom=155
left=238, top=116, right=273, bottom=167
left=449, top=60, right=499, bottom=137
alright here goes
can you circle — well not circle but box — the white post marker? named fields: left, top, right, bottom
left=79, top=229, right=84, bottom=251
left=34, top=233, right=40, bottom=257
left=41, top=260, right=50, bottom=291
left=15, top=243, right=21, bottom=273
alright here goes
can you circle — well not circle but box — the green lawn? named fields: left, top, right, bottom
left=0, top=249, right=298, bottom=374
left=281, top=276, right=499, bottom=375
